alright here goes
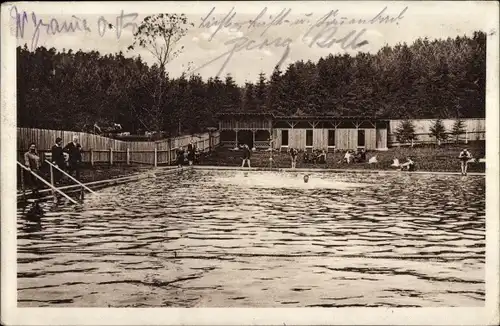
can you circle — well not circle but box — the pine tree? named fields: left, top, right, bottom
left=223, top=74, right=242, bottom=111
left=243, top=82, right=257, bottom=112
left=15, top=31, right=487, bottom=132
left=429, top=119, right=448, bottom=146
left=451, top=119, right=466, bottom=143
left=266, top=65, right=284, bottom=114
left=395, top=120, right=417, bottom=146
left=255, top=72, right=267, bottom=111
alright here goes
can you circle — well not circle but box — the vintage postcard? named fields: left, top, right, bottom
left=1, top=1, right=499, bottom=325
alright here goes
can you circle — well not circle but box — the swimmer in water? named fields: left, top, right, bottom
left=244, top=172, right=248, bottom=177
left=303, top=174, right=309, bottom=183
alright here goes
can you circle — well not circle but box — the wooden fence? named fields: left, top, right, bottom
left=17, top=128, right=221, bottom=166
left=388, top=118, right=485, bottom=146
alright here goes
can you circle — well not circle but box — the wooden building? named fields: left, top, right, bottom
left=217, top=113, right=389, bottom=151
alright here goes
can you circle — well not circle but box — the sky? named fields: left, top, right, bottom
left=6, top=1, right=497, bottom=85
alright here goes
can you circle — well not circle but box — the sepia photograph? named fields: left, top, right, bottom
left=1, top=1, right=499, bottom=325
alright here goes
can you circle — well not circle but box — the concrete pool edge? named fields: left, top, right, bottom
left=193, top=165, right=486, bottom=176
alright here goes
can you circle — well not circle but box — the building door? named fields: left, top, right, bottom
left=281, top=130, right=289, bottom=147
left=357, top=129, right=365, bottom=148
left=376, top=128, right=385, bottom=149
left=328, top=129, right=336, bottom=149
left=306, top=129, right=313, bottom=148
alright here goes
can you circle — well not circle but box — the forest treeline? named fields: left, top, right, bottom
left=17, top=31, right=486, bottom=135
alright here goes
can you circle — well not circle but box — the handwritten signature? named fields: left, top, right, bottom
left=191, top=36, right=293, bottom=77
left=193, top=6, right=408, bottom=77
left=199, top=6, right=407, bottom=41
left=10, top=5, right=138, bottom=50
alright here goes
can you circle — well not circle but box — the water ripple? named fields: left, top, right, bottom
left=17, top=171, right=485, bottom=307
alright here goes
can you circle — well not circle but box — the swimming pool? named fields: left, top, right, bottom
left=17, top=169, right=485, bottom=307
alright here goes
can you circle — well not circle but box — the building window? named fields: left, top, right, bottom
left=328, top=130, right=336, bottom=147
left=281, top=130, right=289, bottom=147
left=306, top=129, right=313, bottom=147
left=357, top=129, right=365, bottom=147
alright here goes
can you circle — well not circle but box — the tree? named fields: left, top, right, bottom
left=255, top=72, right=267, bottom=111
left=429, top=119, right=448, bottom=146
left=243, top=82, right=257, bottom=112
left=451, top=119, right=466, bottom=143
left=127, top=13, right=194, bottom=132
left=128, top=13, right=193, bottom=71
left=266, top=65, right=285, bottom=114
left=16, top=31, right=487, bottom=133
left=223, top=74, right=242, bottom=111
left=395, top=120, right=417, bottom=147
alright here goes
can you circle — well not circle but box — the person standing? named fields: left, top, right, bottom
left=24, top=142, right=42, bottom=194
left=187, top=141, right=195, bottom=166
left=64, top=136, right=82, bottom=180
left=290, top=148, right=298, bottom=169
left=459, top=148, right=472, bottom=176
left=51, top=137, right=65, bottom=183
left=242, top=144, right=251, bottom=168
left=176, top=147, right=185, bottom=168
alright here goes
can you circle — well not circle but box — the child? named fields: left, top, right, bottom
left=242, top=144, right=251, bottom=168
left=176, top=147, right=185, bottom=168
left=290, top=148, right=298, bottom=169
left=317, top=150, right=327, bottom=164
left=343, top=150, right=353, bottom=164
left=303, top=174, right=310, bottom=183
left=187, top=142, right=195, bottom=166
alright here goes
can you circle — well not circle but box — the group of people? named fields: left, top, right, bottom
left=283, top=146, right=476, bottom=174
left=303, top=149, right=327, bottom=164
left=176, top=142, right=199, bottom=167
left=23, top=136, right=83, bottom=193
left=340, top=149, right=367, bottom=164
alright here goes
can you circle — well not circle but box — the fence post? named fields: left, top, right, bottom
left=49, top=164, right=57, bottom=203
left=154, top=146, right=158, bottom=167
left=90, top=148, right=94, bottom=166
left=126, top=147, right=130, bottom=165
left=167, top=144, right=171, bottom=165
left=110, top=148, right=113, bottom=165
left=50, top=164, right=54, bottom=186
left=20, top=166, right=26, bottom=203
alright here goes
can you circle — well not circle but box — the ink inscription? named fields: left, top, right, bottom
left=194, top=6, right=407, bottom=76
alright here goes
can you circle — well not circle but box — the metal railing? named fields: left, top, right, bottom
left=17, top=161, right=78, bottom=204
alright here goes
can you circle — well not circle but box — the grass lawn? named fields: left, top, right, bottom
left=200, top=141, right=486, bottom=173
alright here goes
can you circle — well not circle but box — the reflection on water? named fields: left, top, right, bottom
left=17, top=170, right=485, bottom=307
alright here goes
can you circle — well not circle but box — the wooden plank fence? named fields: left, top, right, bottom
left=17, top=128, right=221, bottom=167
left=388, top=118, right=485, bottom=146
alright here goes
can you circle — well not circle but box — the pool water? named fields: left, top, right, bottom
left=17, top=170, right=485, bottom=307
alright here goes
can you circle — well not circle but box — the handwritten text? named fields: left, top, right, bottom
left=10, top=5, right=138, bottom=50
left=195, top=6, right=408, bottom=76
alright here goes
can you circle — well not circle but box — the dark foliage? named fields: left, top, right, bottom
left=16, top=32, right=486, bottom=133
